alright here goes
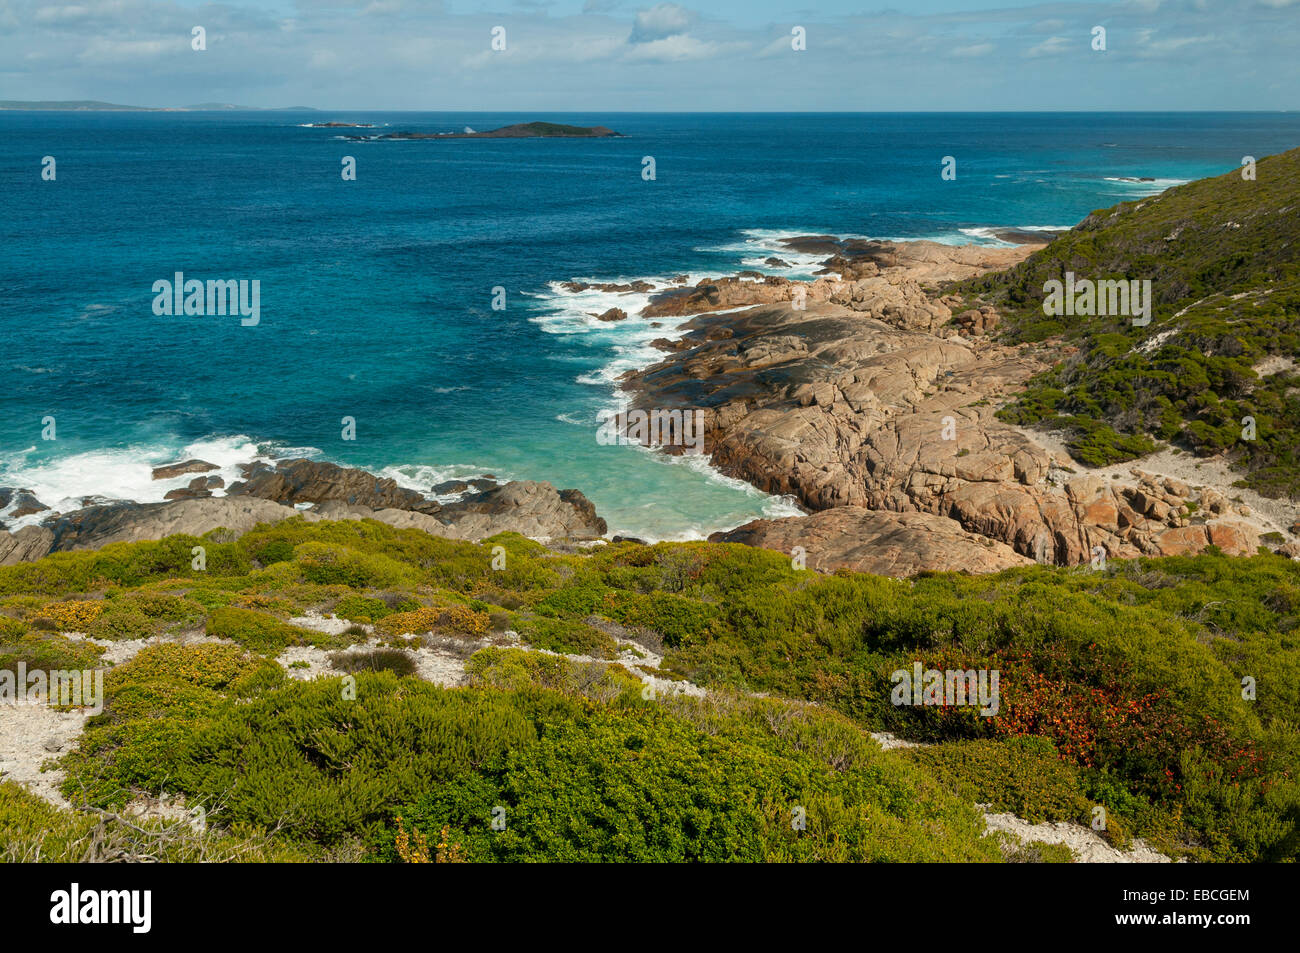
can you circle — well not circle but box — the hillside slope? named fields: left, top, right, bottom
left=962, top=148, right=1300, bottom=495
left=2, top=520, right=1297, bottom=861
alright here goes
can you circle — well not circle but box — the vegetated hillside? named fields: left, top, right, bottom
left=482, top=121, right=619, bottom=137
left=2, top=519, right=1296, bottom=862
left=960, top=148, right=1300, bottom=492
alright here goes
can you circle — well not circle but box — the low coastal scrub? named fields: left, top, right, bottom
left=330, top=648, right=418, bottom=677
left=960, top=147, right=1300, bottom=496
left=905, top=737, right=1091, bottom=825
left=1, top=630, right=105, bottom=676
left=0, top=519, right=1295, bottom=861
left=55, top=643, right=999, bottom=862
left=0, top=780, right=313, bottom=863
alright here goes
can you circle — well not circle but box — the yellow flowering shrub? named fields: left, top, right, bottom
left=376, top=605, right=490, bottom=638
left=437, top=605, right=490, bottom=636
left=117, top=642, right=268, bottom=690
left=32, top=600, right=103, bottom=631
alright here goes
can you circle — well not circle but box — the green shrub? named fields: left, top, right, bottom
left=204, top=607, right=328, bottom=655
left=906, top=737, right=1091, bottom=824
left=330, top=648, right=417, bottom=677
left=513, top=616, right=617, bottom=657
left=293, top=541, right=414, bottom=589
left=333, top=594, right=394, bottom=623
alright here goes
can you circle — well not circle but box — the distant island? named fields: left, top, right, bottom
left=340, top=121, right=621, bottom=141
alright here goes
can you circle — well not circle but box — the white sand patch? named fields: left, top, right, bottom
left=0, top=702, right=89, bottom=808
left=278, top=635, right=492, bottom=687
left=1, top=630, right=238, bottom=807
left=1255, top=354, right=1297, bottom=378
left=870, top=731, right=924, bottom=751
left=1135, top=327, right=1178, bottom=354
left=981, top=809, right=1175, bottom=863
left=1018, top=426, right=1298, bottom=539
left=288, top=611, right=361, bottom=636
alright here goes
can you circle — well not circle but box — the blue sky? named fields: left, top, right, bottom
left=1, top=0, right=1297, bottom=110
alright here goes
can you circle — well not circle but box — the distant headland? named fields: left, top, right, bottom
left=0, top=100, right=315, bottom=111
left=339, top=121, right=621, bottom=141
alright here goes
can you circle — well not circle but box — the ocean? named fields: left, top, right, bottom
left=3, top=111, right=1299, bottom=539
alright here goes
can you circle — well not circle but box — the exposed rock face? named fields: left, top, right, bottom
left=562, top=280, right=653, bottom=294
left=711, top=508, right=1033, bottom=576
left=431, top=478, right=498, bottom=496
left=618, top=239, right=1268, bottom=572
left=164, top=475, right=225, bottom=501
left=0, top=488, right=49, bottom=522
left=229, top=459, right=442, bottom=514
left=0, top=526, right=56, bottom=565
left=639, top=242, right=1034, bottom=332
left=151, top=459, right=219, bottom=480
left=440, top=482, right=607, bottom=539
left=43, top=497, right=297, bottom=553
left=595, top=308, right=628, bottom=322
left=0, top=460, right=607, bottom=564
left=313, top=482, right=607, bottom=541
left=642, top=275, right=799, bottom=319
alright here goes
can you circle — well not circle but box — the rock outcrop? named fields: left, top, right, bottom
left=0, top=488, right=50, bottom=522
left=312, top=482, right=606, bottom=541
left=617, top=239, right=1277, bottom=573
left=711, top=508, right=1033, bottom=576
left=42, top=497, right=300, bottom=554
left=229, top=458, right=443, bottom=514
left=151, top=459, right=219, bottom=480
left=0, top=526, right=57, bottom=565
left=637, top=241, right=1033, bottom=335
left=0, top=461, right=607, bottom=564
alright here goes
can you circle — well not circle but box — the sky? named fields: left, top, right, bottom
left=0, top=0, right=1297, bottom=111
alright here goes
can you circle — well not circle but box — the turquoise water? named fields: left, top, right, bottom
left=2, top=111, right=1298, bottom=537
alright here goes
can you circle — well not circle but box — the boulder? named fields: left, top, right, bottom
left=710, top=508, right=1033, bottom=577
left=0, top=488, right=50, bottom=521
left=230, top=458, right=442, bottom=514
left=0, top=526, right=55, bottom=565
left=151, top=459, right=219, bottom=480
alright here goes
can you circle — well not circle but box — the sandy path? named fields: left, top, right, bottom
left=1021, top=425, right=1298, bottom=540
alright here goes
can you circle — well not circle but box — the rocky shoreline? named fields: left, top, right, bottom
left=6, top=233, right=1298, bottom=576
left=598, top=234, right=1297, bottom=574
left=0, top=458, right=607, bottom=565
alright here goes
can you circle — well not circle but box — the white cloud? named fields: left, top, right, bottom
left=952, top=42, right=994, bottom=57
left=1140, top=32, right=1215, bottom=55
left=77, top=35, right=172, bottom=63
left=629, top=2, right=694, bottom=43
left=624, top=32, right=716, bottom=61
left=1026, top=35, right=1071, bottom=58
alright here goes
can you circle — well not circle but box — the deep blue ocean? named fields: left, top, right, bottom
left=3, top=111, right=1299, bottom=538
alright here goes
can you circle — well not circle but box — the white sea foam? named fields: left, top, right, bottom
left=1101, top=176, right=1189, bottom=197
left=0, top=435, right=269, bottom=528
left=524, top=243, right=825, bottom=534
left=378, top=462, right=511, bottom=501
